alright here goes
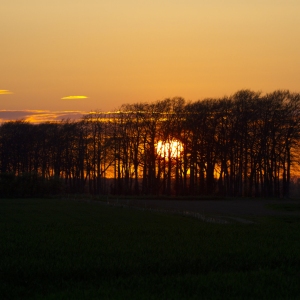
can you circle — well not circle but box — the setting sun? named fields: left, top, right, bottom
left=157, top=139, right=183, bottom=158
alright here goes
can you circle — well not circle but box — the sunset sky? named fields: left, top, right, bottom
left=1, top=0, right=300, bottom=121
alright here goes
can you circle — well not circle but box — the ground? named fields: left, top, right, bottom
left=102, top=197, right=300, bottom=223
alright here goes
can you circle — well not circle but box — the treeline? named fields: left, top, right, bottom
left=0, top=90, right=299, bottom=198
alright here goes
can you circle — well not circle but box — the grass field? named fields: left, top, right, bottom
left=1, top=198, right=300, bottom=299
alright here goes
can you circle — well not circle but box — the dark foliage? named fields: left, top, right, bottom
left=0, top=172, right=64, bottom=198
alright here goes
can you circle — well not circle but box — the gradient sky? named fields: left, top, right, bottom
left=1, top=0, right=300, bottom=115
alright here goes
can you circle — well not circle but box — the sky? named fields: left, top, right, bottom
left=1, top=0, right=300, bottom=122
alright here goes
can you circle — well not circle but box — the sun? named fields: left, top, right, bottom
left=157, top=139, right=183, bottom=158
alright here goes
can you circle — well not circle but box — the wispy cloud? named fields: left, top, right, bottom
left=61, top=96, right=88, bottom=100
left=0, top=110, right=88, bottom=124
left=0, top=90, right=13, bottom=95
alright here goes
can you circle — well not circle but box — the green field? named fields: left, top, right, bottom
left=1, top=198, right=300, bottom=299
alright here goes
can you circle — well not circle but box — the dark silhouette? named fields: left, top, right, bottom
left=0, top=90, right=299, bottom=198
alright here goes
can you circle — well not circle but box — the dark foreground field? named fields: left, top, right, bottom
left=1, top=198, right=300, bottom=299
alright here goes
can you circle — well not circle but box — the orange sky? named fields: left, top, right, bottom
left=1, top=0, right=300, bottom=115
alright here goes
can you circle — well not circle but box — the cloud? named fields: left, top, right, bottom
left=0, top=90, right=13, bottom=95
left=0, top=110, right=88, bottom=124
left=61, top=96, right=88, bottom=100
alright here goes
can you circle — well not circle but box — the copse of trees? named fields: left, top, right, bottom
left=0, top=90, right=299, bottom=198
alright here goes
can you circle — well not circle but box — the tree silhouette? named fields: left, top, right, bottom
left=0, top=90, right=299, bottom=198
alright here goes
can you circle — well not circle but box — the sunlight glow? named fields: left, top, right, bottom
left=61, top=96, right=88, bottom=100
left=0, top=110, right=87, bottom=124
left=157, top=139, right=183, bottom=159
left=0, top=90, right=13, bottom=95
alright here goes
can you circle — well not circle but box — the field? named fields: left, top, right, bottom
left=1, top=197, right=300, bottom=299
